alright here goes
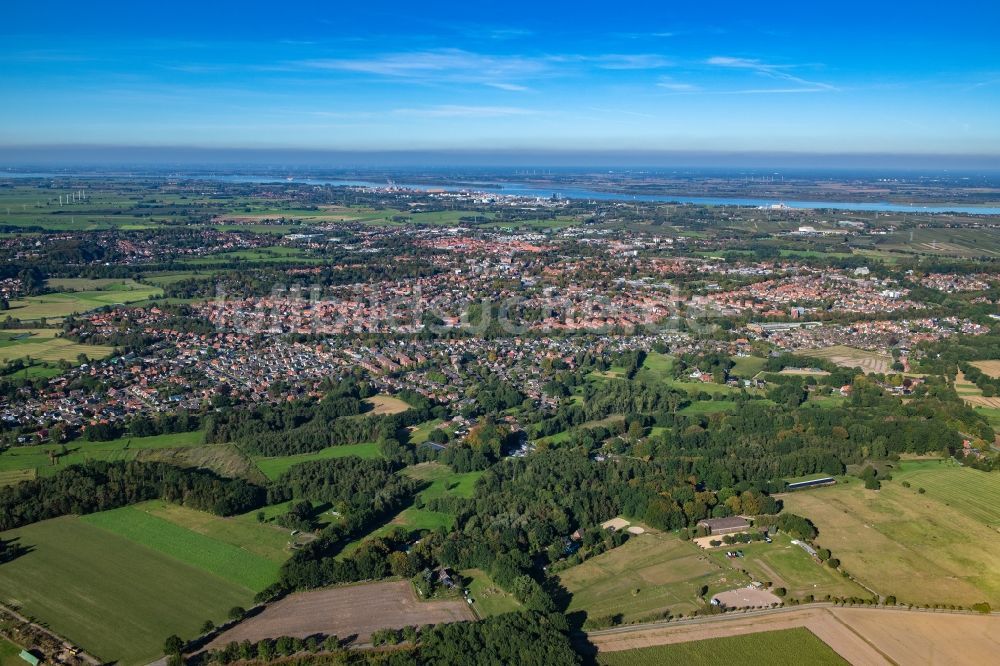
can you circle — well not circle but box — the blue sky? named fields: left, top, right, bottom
left=1, top=1, right=999, bottom=160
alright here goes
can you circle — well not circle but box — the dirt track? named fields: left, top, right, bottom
left=588, top=605, right=1000, bottom=665
left=206, top=581, right=474, bottom=648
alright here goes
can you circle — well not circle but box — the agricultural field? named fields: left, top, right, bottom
left=0, top=430, right=205, bottom=484
left=252, top=442, right=382, bottom=480
left=596, top=627, right=847, bottom=666
left=179, top=246, right=316, bottom=265
left=134, top=500, right=294, bottom=563
left=874, top=226, right=1000, bottom=258
left=707, top=533, right=868, bottom=600
left=971, top=360, right=1000, bottom=378
left=801, top=345, right=892, bottom=374
left=679, top=399, right=738, bottom=416
left=560, top=530, right=732, bottom=624
left=0, top=328, right=112, bottom=364
left=0, top=516, right=253, bottom=666
left=81, top=505, right=282, bottom=590
left=463, top=568, right=522, bottom=617
left=5, top=284, right=162, bottom=320
left=781, top=460, right=1000, bottom=606
left=45, top=277, right=149, bottom=292
left=363, top=394, right=411, bottom=415
left=205, top=580, right=475, bottom=648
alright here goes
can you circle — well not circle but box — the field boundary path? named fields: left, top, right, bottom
left=0, top=602, right=102, bottom=666
left=586, top=604, right=1000, bottom=665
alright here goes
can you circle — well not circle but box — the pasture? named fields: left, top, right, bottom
left=252, top=442, right=383, bottom=480
left=560, top=531, right=730, bottom=623
left=0, top=430, right=205, bottom=484
left=781, top=461, right=1000, bottom=606
left=81, top=505, right=282, bottom=590
left=708, top=533, right=868, bottom=600
left=596, top=628, right=847, bottom=666
left=205, top=580, right=475, bottom=648
left=0, top=516, right=252, bottom=666
left=0, top=639, right=23, bottom=666
left=0, top=329, right=112, bottom=364
left=464, top=568, right=522, bottom=617
left=5, top=284, right=162, bottom=320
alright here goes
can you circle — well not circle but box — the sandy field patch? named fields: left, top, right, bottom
left=601, top=517, right=631, bottom=531
left=589, top=606, right=1000, bottom=665
left=712, top=587, right=781, bottom=608
left=364, top=395, right=411, bottom=415
left=205, top=580, right=474, bottom=648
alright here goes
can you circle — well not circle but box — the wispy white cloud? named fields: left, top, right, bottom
left=707, top=55, right=836, bottom=91
left=486, top=82, right=530, bottom=92
left=392, top=105, right=536, bottom=118
left=657, top=79, right=700, bottom=92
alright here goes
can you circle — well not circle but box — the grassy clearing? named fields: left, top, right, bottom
left=465, top=568, right=522, bottom=617
left=596, top=627, right=847, bottom=666
left=781, top=461, right=1000, bottom=606
left=0, top=431, right=205, bottom=482
left=801, top=345, right=891, bottom=374
left=252, top=442, right=382, bottom=480
left=560, top=531, right=730, bottom=623
left=408, top=418, right=444, bottom=444
left=0, top=516, right=252, bottom=666
left=729, top=355, right=767, bottom=377
left=679, top=400, right=737, bottom=416
left=364, top=394, right=411, bottom=415
left=339, top=464, right=480, bottom=557
left=81, top=505, right=280, bottom=590
left=708, top=533, right=867, bottom=600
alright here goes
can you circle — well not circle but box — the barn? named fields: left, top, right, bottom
left=697, top=516, right=750, bottom=536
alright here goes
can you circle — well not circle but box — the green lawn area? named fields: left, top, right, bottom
left=136, top=500, right=293, bottom=563
left=679, top=400, right=737, bottom=416
left=179, top=246, right=316, bottom=265
left=0, top=638, right=24, bottom=666
left=596, top=628, right=847, bottom=666
left=6, top=285, right=162, bottom=320
left=0, top=431, right=205, bottom=484
left=561, top=530, right=731, bottom=624
left=0, top=329, right=113, bottom=363
left=730, top=355, right=767, bottom=377
left=0, top=516, right=252, bottom=666
left=408, top=418, right=445, bottom=444
left=252, top=442, right=382, bottom=480
left=708, top=533, right=868, bottom=600
left=972, top=405, right=1000, bottom=429
left=465, top=568, right=522, bottom=617
left=892, top=459, right=1000, bottom=526
left=781, top=460, right=1000, bottom=606
left=81, top=505, right=281, bottom=590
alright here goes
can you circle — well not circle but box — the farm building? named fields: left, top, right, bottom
left=19, top=650, right=40, bottom=666
left=786, top=476, right=836, bottom=491
left=697, top=516, right=750, bottom=536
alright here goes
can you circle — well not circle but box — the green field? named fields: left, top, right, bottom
left=730, top=355, right=767, bottom=377
left=708, top=533, right=868, bottom=600
left=0, top=516, right=252, bottom=666
left=81, top=505, right=281, bottom=590
left=465, top=568, right=523, bottom=617
left=0, top=328, right=113, bottom=363
left=781, top=460, right=1000, bottom=606
left=595, top=628, right=847, bottom=666
left=0, top=638, right=24, bottom=666
left=679, top=400, right=738, bottom=416
left=561, top=531, right=729, bottom=624
left=252, top=442, right=383, bottom=480
left=6, top=284, right=162, bottom=320
left=0, top=431, right=205, bottom=484
left=136, top=500, right=293, bottom=562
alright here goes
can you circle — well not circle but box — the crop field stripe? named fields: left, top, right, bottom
left=0, top=516, right=251, bottom=666
left=81, top=505, right=280, bottom=590
left=596, top=627, right=848, bottom=665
